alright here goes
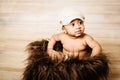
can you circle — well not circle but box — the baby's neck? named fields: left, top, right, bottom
left=67, top=33, right=85, bottom=39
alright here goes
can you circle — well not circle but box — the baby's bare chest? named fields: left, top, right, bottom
left=62, top=39, right=87, bottom=51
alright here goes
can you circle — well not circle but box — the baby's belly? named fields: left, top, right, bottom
left=63, top=49, right=87, bottom=59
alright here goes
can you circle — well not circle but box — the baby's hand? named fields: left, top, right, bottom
left=47, top=50, right=64, bottom=61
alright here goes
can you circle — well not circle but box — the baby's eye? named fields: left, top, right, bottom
left=79, top=21, right=83, bottom=24
left=71, top=23, right=75, bottom=26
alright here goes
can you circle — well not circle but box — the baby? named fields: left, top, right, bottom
left=47, top=9, right=102, bottom=61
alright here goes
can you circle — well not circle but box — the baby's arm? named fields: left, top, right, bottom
left=85, top=35, right=102, bottom=57
left=47, top=34, right=63, bottom=60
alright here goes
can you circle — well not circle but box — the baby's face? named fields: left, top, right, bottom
left=64, top=19, right=85, bottom=37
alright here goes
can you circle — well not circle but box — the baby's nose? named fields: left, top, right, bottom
left=75, top=24, right=81, bottom=29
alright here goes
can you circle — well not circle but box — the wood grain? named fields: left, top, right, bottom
left=0, top=0, right=120, bottom=80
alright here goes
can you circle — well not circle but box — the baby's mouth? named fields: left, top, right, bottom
left=75, top=30, right=81, bottom=34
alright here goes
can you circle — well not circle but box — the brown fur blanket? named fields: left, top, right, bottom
left=22, top=39, right=109, bottom=80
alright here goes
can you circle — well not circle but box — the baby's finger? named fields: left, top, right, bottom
left=51, top=54, right=56, bottom=60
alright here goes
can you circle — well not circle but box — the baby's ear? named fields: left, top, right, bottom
left=63, top=30, right=67, bottom=33
left=62, top=25, right=67, bottom=33
left=62, top=25, right=64, bottom=30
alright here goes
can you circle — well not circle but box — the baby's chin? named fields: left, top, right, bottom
left=75, top=33, right=84, bottom=37
left=75, top=34, right=82, bottom=37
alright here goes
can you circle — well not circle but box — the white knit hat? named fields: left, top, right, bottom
left=59, top=8, right=85, bottom=25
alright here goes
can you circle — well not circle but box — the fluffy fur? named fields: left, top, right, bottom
left=22, top=39, right=109, bottom=80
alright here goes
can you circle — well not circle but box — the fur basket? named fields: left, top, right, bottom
left=22, top=39, right=109, bottom=80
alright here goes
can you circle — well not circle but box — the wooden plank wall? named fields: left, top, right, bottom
left=0, top=0, right=120, bottom=80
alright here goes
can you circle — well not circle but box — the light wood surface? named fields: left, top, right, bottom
left=0, top=0, right=120, bottom=80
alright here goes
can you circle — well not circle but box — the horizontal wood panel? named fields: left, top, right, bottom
left=0, top=5, right=120, bottom=14
left=0, top=70, right=23, bottom=80
left=0, top=14, right=120, bottom=25
left=0, top=26, right=120, bottom=39
left=0, top=1, right=120, bottom=14
left=0, top=0, right=120, bottom=3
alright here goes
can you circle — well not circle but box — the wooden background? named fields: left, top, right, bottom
left=0, top=0, right=120, bottom=80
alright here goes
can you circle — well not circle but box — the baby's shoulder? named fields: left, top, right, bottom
left=80, top=34, right=94, bottom=44
left=52, top=32, right=65, bottom=40
left=83, top=33, right=93, bottom=39
left=52, top=32, right=62, bottom=36
left=56, top=32, right=66, bottom=37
